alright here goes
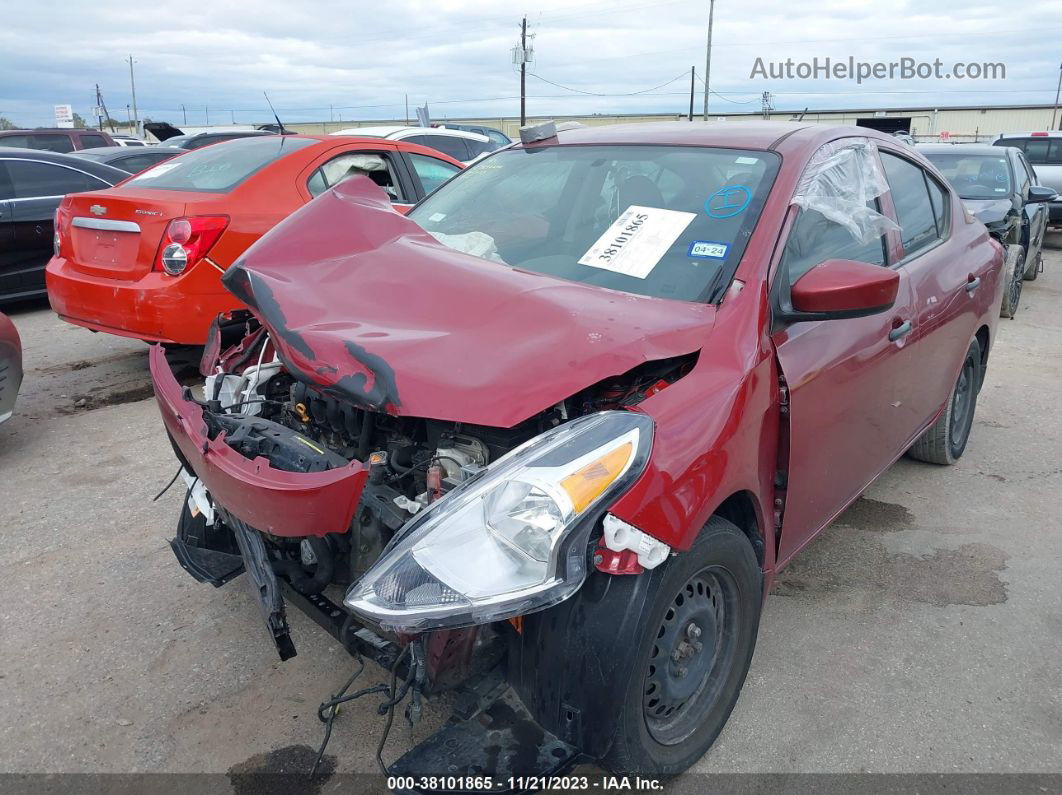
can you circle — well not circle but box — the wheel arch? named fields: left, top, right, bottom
left=975, top=324, right=990, bottom=367
left=711, top=490, right=765, bottom=568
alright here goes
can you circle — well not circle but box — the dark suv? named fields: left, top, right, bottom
left=0, top=128, right=116, bottom=154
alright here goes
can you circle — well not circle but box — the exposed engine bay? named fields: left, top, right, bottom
left=189, top=312, right=695, bottom=598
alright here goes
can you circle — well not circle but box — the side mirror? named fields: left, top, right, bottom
left=1027, top=185, right=1058, bottom=204
left=789, top=258, right=899, bottom=320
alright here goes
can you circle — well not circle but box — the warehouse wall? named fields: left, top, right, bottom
left=283, top=106, right=1058, bottom=142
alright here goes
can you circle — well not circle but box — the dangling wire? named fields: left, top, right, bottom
left=376, top=645, right=414, bottom=776
left=152, top=465, right=184, bottom=502
left=309, top=651, right=390, bottom=779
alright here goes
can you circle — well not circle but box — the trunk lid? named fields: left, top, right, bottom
left=63, top=189, right=219, bottom=281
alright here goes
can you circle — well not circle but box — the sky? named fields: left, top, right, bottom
left=2, top=0, right=1061, bottom=129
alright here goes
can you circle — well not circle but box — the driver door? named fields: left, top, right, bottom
left=771, top=193, right=919, bottom=565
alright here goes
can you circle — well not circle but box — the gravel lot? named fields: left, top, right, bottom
left=1, top=234, right=1060, bottom=781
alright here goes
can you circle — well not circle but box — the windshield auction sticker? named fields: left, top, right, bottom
left=579, top=205, right=696, bottom=279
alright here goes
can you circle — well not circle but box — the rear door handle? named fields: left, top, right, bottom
left=889, top=320, right=913, bottom=341
left=965, top=276, right=981, bottom=293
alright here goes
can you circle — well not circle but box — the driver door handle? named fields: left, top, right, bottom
left=888, top=319, right=913, bottom=342
left=965, top=276, right=981, bottom=293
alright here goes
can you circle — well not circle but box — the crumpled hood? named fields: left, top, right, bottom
left=963, top=198, right=1012, bottom=227
left=222, top=177, right=715, bottom=428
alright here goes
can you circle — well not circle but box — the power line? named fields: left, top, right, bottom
left=528, top=70, right=692, bottom=97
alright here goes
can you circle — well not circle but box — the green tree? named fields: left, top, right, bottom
left=0, top=117, right=17, bottom=130
left=72, top=112, right=87, bottom=129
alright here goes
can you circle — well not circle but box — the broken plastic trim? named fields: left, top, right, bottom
left=791, top=138, right=900, bottom=245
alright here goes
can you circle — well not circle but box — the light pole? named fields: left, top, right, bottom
left=1052, top=62, right=1062, bottom=131
left=127, top=55, right=138, bottom=137
left=702, top=0, right=715, bottom=120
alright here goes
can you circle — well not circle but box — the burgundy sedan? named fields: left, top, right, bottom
left=0, top=311, right=22, bottom=424
left=152, top=122, right=1002, bottom=778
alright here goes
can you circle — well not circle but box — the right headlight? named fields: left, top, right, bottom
left=344, top=411, right=653, bottom=633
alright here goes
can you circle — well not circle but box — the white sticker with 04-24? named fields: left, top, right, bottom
left=578, top=205, right=696, bottom=279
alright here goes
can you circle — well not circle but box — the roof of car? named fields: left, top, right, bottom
left=997, top=131, right=1062, bottom=137
left=329, top=125, right=490, bottom=142
left=0, top=147, right=129, bottom=180
left=0, top=128, right=109, bottom=135
left=73, top=146, right=185, bottom=157
left=918, top=143, right=1011, bottom=156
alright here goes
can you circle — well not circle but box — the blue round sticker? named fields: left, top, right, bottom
left=705, top=185, right=752, bottom=218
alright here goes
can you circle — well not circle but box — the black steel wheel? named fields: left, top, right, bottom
left=907, top=337, right=982, bottom=465
left=643, top=569, right=739, bottom=745
left=603, top=516, right=762, bottom=775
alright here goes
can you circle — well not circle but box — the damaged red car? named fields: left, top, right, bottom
left=152, top=121, right=1003, bottom=778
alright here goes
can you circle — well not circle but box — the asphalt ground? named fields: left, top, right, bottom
left=1, top=233, right=1059, bottom=787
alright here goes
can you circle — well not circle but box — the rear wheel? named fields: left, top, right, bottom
left=907, top=338, right=981, bottom=465
left=999, top=246, right=1025, bottom=318
left=604, top=517, right=761, bottom=774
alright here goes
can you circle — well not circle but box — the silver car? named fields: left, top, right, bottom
left=994, top=132, right=1062, bottom=225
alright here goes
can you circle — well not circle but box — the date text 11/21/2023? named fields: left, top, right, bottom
left=386, top=775, right=665, bottom=791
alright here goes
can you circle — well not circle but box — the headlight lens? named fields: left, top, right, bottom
left=344, top=411, right=653, bottom=632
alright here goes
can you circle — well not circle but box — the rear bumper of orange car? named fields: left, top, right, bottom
left=46, top=255, right=239, bottom=345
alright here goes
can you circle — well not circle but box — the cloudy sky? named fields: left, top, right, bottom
left=3, top=0, right=1061, bottom=128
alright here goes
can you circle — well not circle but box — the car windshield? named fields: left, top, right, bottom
left=923, top=152, right=1012, bottom=200
left=409, top=144, right=780, bottom=302
left=124, top=136, right=315, bottom=192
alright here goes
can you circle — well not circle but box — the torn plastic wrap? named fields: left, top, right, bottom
left=791, top=139, right=899, bottom=244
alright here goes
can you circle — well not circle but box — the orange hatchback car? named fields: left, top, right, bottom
left=46, top=135, right=463, bottom=344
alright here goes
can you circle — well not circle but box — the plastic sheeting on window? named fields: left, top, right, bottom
left=791, top=139, right=899, bottom=245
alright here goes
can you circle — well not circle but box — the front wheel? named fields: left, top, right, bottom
left=907, top=337, right=982, bottom=465
left=604, top=517, right=762, bottom=774
left=999, top=246, right=1025, bottom=318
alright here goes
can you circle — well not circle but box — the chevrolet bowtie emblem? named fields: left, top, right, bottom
left=89, top=204, right=107, bottom=216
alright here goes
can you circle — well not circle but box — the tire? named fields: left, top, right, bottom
left=603, top=517, right=762, bottom=775
left=999, top=246, right=1024, bottom=319
left=907, top=338, right=981, bottom=465
left=1023, top=249, right=1040, bottom=281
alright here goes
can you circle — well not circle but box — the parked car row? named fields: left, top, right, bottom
left=919, top=138, right=1057, bottom=318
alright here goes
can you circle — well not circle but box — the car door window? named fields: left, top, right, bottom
left=6, top=160, right=108, bottom=198
left=28, top=135, right=75, bottom=153
left=1016, top=153, right=1037, bottom=188
left=308, top=151, right=404, bottom=201
left=408, top=153, right=460, bottom=194
left=880, top=151, right=942, bottom=258
left=79, top=134, right=108, bottom=148
left=410, top=135, right=471, bottom=161
left=782, top=200, right=888, bottom=282
left=925, top=173, right=949, bottom=236
left=485, top=130, right=510, bottom=146
left=1017, top=138, right=1049, bottom=164
left=0, top=162, right=13, bottom=199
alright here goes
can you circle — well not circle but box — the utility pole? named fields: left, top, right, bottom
left=180, top=103, right=187, bottom=125
left=230, top=109, right=235, bottom=124
left=126, top=55, right=138, bottom=137
left=702, top=0, right=715, bottom=120
left=405, top=94, right=409, bottom=125
left=1052, top=62, right=1062, bottom=130
left=330, top=103, right=334, bottom=122
left=688, top=66, right=695, bottom=121
left=205, top=106, right=209, bottom=125
left=761, top=91, right=773, bottom=120
left=520, top=15, right=527, bottom=126
left=94, top=84, right=104, bottom=130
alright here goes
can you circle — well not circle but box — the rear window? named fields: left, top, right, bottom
left=409, top=144, right=780, bottom=302
left=996, top=137, right=1062, bottom=165
left=124, top=136, right=315, bottom=192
